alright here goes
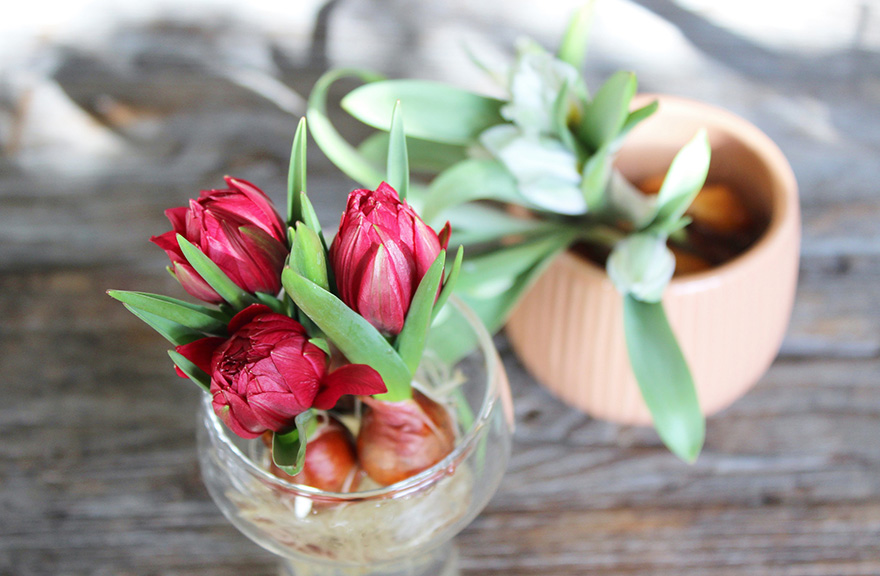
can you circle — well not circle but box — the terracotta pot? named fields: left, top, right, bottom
left=505, top=95, right=800, bottom=426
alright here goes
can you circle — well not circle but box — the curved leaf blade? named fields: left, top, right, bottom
left=433, top=245, right=463, bottom=321
left=557, top=1, right=597, bottom=71
left=423, top=159, right=521, bottom=223
left=578, top=71, right=637, bottom=151
left=281, top=269, right=412, bottom=401
left=396, top=250, right=445, bottom=373
left=386, top=100, right=410, bottom=200
left=108, top=290, right=228, bottom=334
left=649, top=129, right=711, bottom=234
left=176, top=235, right=254, bottom=309
left=307, top=68, right=387, bottom=187
left=272, top=410, right=316, bottom=476
left=123, top=305, right=205, bottom=346
left=358, top=132, right=467, bottom=174
left=290, top=223, right=330, bottom=292
left=341, top=80, right=505, bottom=145
left=622, top=296, right=704, bottom=462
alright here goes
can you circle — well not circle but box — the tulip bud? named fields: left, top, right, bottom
left=151, top=177, right=288, bottom=304
left=329, top=182, right=450, bottom=336
left=265, top=416, right=360, bottom=492
left=356, top=391, right=456, bottom=486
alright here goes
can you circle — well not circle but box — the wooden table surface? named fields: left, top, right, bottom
left=3, top=1, right=879, bottom=574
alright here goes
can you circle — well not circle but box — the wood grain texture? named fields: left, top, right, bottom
left=2, top=1, right=879, bottom=574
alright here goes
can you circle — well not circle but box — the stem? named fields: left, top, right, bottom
left=577, top=223, right=626, bottom=248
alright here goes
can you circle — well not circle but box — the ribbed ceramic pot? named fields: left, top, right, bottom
left=505, top=95, right=800, bottom=426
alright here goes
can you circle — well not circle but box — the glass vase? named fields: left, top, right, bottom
left=196, top=298, right=514, bottom=576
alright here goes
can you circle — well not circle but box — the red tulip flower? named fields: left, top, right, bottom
left=176, top=305, right=387, bottom=439
left=329, top=182, right=450, bottom=336
left=152, top=177, right=288, bottom=304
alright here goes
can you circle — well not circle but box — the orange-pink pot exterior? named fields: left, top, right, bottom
left=505, top=95, right=801, bottom=426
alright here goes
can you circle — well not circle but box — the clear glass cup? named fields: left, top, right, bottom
left=197, top=298, right=514, bottom=576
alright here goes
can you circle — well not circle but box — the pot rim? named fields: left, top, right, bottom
left=562, top=94, right=799, bottom=293
left=200, top=295, right=506, bottom=502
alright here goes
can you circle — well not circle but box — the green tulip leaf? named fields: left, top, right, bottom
left=167, top=350, right=211, bottom=392
left=122, top=305, right=206, bottom=346
left=648, top=129, right=711, bottom=234
left=386, top=100, right=410, bottom=201
left=552, top=79, right=579, bottom=153
left=396, top=250, right=446, bottom=374
left=622, top=295, right=704, bottom=462
left=282, top=269, right=413, bottom=401
left=290, top=223, right=330, bottom=292
left=107, top=290, right=229, bottom=335
left=433, top=245, right=463, bottom=321
left=176, top=235, right=255, bottom=310
left=272, top=410, right=317, bottom=476
left=287, top=117, right=308, bottom=226
left=307, top=68, right=388, bottom=188
left=358, top=132, right=468, bottom=174
left=577, top=71, right=637, bottom=151
left=581, top=143, right=611, bottom=212
left=615, top=99, right=659, bottom=146
left=341, top=80, right=505, bottom=146
left=298, top=191, right=329, bottom=252
left=557, top=1, right=597, bottom=71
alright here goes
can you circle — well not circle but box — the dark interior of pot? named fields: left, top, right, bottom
left=613, top=100, right=778, bottom=273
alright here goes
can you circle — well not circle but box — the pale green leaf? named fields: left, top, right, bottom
left=358, top=132, right=468, bottom=174
left=456, top=231, right=577, bottom=293
left=606, top=233, right=675, bottom=303
left=649, top=129, right=711, bottom=234
left=307, top=68, right=387, bottom=187
left=577, top=71, right=637, bottom=151
left=580, top=144, right=611, bottom=212
left=442, top=203, right=564, bottom=247
left=422, top=159, right=522, bottom=223
left=615, top=99, right=659, bottom=147
left=557, top=1, right=597, bottom=71
left=341, top=80, right=505, bottom=145
left=622, top=296, right=704, bottom=462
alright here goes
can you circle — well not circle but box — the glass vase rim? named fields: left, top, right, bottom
left=200, top=295, right=503, bottom=501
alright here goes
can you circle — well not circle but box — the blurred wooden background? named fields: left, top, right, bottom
left=2, top=0, right=879, bottom=574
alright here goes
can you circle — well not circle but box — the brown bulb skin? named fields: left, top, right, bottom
left=687, top=184, right=752, bottom=235
left=266, top=416, right=359, bottom=492
left=356, top=391, right=456, bottom=486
